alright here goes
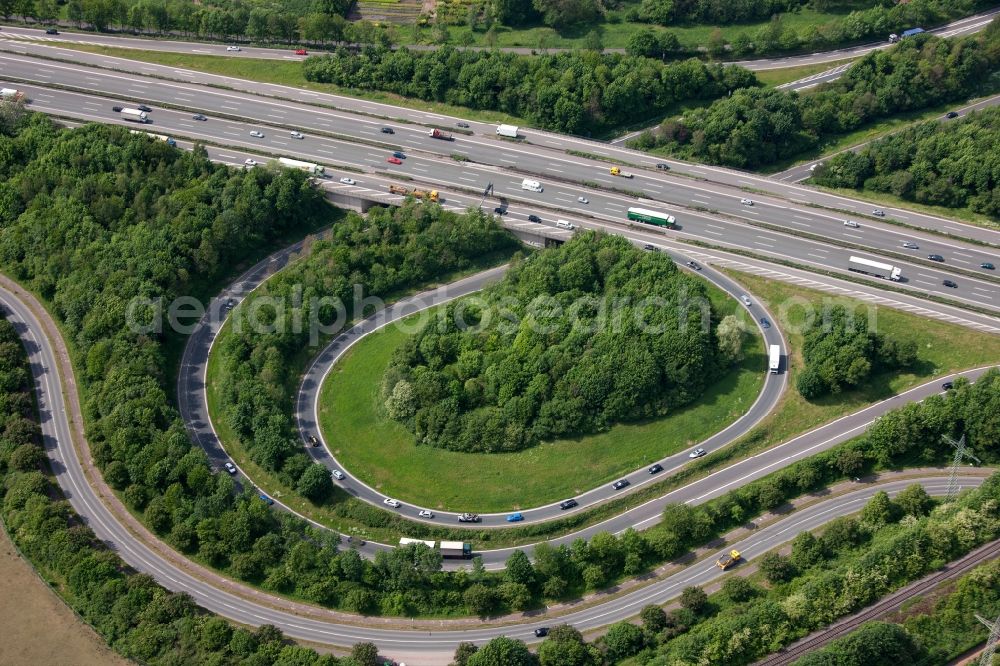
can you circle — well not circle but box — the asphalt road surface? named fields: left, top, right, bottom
left=2, top=43, right=999, bottom=253
left=1, top=6, right=996, bottom=66
left=6, top=75, right=1000, bottom=310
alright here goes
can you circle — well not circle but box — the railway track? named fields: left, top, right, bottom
left=756, top=537, right=1000, bottom=665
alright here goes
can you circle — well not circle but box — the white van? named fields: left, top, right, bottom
left=521, top=179, right=543, bottom=192
left=556, top=220, right=575, bottom=230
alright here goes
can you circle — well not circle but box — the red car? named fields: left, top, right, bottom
left=387, top=157, right=402, bottom=165
left=295, top=49, right=308, bottom=55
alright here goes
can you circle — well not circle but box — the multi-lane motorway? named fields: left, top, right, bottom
left=4, top=60, right=1000, bottom=311
left=2, top=41, right=1000, bottom=251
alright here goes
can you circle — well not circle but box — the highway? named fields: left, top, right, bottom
left=1, top=6, right=997, bottom=67
left=5, top=75, right=1000, bottom=311
left=2, top=40, right=1000, bottom=254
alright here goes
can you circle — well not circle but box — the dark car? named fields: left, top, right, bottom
left=457, top=121, right=470, bottom=128
left=612, top=479, right=630, bottom=490
left=686, top=260, right=701, bottom=270
left=258, top=494, right=275, bottom=506
left=643, top=244, right=659, bottom=252
left=981, top=262, right=995, bottom=270
left=527, top=214, right=542, bottom=223
left=381, top=127, right=394, bottom=134
left=493, top=207, right=507, bottom=215
left=112, top=105, right=123, bottom=112
left=559, top=499, right=578, bottom=510
left=648, top=463, right=664, bottom=474
left=45, top=28, right=59, bottom=35
left=928, top=254, right=944, bottom=262
left=942, top=381, right=954, bottom=390
left=392, top=151, right=406, bottom=159
left=534, top=628, right=550, bottom=638
left=308, top=435, right=320, bottom=447
left=192, top=113, right=207, bottom=121
left=943, top=279, right=957, bottom=288
left=946, top=111, right=959, bottom=118
left=759, top=317, right=771, bottom=329
left=136, top=104, right=153, bottom=112
left=656, top=163, right=670, bottom=170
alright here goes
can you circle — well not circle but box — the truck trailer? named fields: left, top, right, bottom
left=496, top=124, right=519, bottom=138
left=848, top=255, right=901, bottom=281
left=439, top=541, right=473, bottom=559
left=278, top=157, right=324, bottom=175
left=428, top=128, right=454, bottom=141
left=130, top=130, right=176, bottom=146
left=388, top=184, right=439, bottom=201
left=0, top=88, right=24, bottom=101
left=769, top=344, right=781, bottom=374
left=120, top=108, right=149, bottom=123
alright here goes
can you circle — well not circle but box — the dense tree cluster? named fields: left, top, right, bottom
left=636, top=0, right=806, bottom=30
left=796, top=305, right=916, bottom=399
left=0, top=0, right=366, bottom=45
left=630, top=0, right=997, bottom=59
left=382, top=233, right=725, bottom=453
left=303, top=47, right=757, bottom=134
left=218, top=203, right=516, bottom=498
left=0, top=316, right=346, bottom=665
left=635, top=25, right=1000, bottom=168
left=812, top=107, right=1000, bottom=217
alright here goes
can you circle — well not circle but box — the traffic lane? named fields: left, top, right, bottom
left=297, top=268, right=784, bottom=529
left=22, top=86, right=999, bottom=310
left=5, top=50, right=1000, bottom=255
left=468, top=367, right=995, bottom=567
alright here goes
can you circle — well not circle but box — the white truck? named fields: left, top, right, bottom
left=768, top=344, right=781, bottom=374
left=848, top=255, right=901, bottom=281
left=120, top=108, right=150, bottom=123
left=278, top=157, right=325, bottom=175
left=521, top=178, right=543, bottom=192
left=130, top=130, right=176, bottom=146
left=0, top=88, right=24, bottom=101
left=439, top=541, right=473, bottom=559
left=497, top=124, right=519, bottom=138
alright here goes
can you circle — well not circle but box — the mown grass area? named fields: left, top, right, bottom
left=318, top=282, right=764, bottom=511
left=717, top=270, right=1000, bottom=448
left=52, top=44, right=532, bottom=127
left=206, top=265, right=998, bottom=546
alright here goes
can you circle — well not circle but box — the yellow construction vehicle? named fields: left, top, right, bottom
left=716, top=549, right=741, bottom=570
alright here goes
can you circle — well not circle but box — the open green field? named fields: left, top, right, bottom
left=205, top=263, right=1000, bottom=546
left=317, top=282, right=764, bottom=511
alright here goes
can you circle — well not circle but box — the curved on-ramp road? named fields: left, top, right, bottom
left=0, top=278, right=994, bottom=664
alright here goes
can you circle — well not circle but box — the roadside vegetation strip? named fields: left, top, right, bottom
left=793, top=553, right=1000, bottom=665
left=597, top=476, right=1000, bottom=666
left=765, top=538, right=1000, bottom=665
